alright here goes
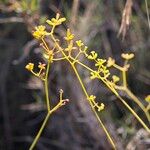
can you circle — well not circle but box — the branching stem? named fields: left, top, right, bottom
left=71, top=64, right=116, bottom=149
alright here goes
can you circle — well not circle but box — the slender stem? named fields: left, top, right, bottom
left=29, top=96, right=68, bottom=150
left=44, top=61, right=51, bottom=111
left=29, top=112, right=51, bottom=150
left=74, top=51, right=82, bottom=61
left=145, top=0, right=150, bottom=30
left=37, top=68, right=43, bottom=76
left=103, top=79, right=150, bottom=132
left=30, top=70, right=39, bottom=77
left=50, top=25, right=55, bottom=34
left=121, top=64, right=150, bottom=122
left=117, top=95, right=150, bottom=132
left=41, top=38, right=50, bottom=52
left=29, top=59, right=51, bottom=149
left=113, top=64, right=124, bottom=71
left=92, top=106, right=116, bottom=150
left=71, top=64, right=89, bottom=97
left=146, top=103, right=150, bottom=112
left=50, top=34, right=72, bottom=64
left=75, top=60, right=94, bottom=72
left=125, top=88, right=150, bottom=122
left=122, top=70, right=127, bottom=87
left=102, top=80, right=150, bottom=131
left=53, top=57, right=66, bottom=61
left=71, top=64, right=116, bottom=149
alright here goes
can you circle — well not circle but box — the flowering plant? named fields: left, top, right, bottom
left=26, top=13, right=150, bottom=150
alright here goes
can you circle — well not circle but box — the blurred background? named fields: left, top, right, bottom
left=0, top=0, right=150, bottom=150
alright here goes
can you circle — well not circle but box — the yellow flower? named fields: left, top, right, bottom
left=107, top=57, right=115, bottom=67
left=89, top=95, right=105, bottom=111
left=38, top=62, right=46, bottom=70
left=95, top=59, right=106, bottom=67
left=145, top=95, right=150, bottom=103
left=25, top=63, right=34, bottom=71
left=76, top=40, right=84, bottom=47
left=88, top=51, right=98, bottom=60
left=90, top=71, right=99, bottom=79
left=121, top=53, right=134, bottom=60
left=46, top=13, right=66, bottom=26
left=33, top=25, right=47, bottom=39
left=65, top=41, right=76, bottom=52
left=65, top=29, right=74, bottom=41
left=98, top=103, right=105, bottom=111
left=112, top=75, right=120, bottom=83
left=89, top=95, right=96, bottom=101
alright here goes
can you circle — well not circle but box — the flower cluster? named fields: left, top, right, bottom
left=25, top=62, right=46, bottom=80
left=76, top=40, right=84, bottom=47
left=65, top=40, right=76, bottom=52
left=64, top=30, right=88, bottom=60
left=88, top=51, right=98, bottom=60
left=88, top=95, right=105, bottom=111
left=26, top=13, right=150, bottom=150
left=38, top=62, right=46, bottom=70
left=25, top=63, right=34, bottom=71
left=87, top=51, right=110, bottom=80
left=46, top=13, right=66, bottom=26
left=75, top=40, right=88, bottom=56
left=65, top=29, right=74, bottom=41
left=33, top=25, right=48, bottom=40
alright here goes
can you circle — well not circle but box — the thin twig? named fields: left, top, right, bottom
left=145, top=0, right=150, bottom=30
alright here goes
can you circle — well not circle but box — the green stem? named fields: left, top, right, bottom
left=29, top=97, right=68, bottom=149
left=145, top=0, right=150, bottom=29
left=72, top=64, right=89, bottom=97
left=125, top=88, right=150, bottom=122
left=113, top=64, right=124, bottom=71
left=103, top=79, right=150, bottom=132
left=122, top=70, right=127, bottom=87
left=146, top=103, right=150, bottom=112
left=41, top=38, right=50, bottom=52
left=29, top=112, right=51, bottom=150
left=92, top=106, right=116, bottom=150
left=117, top=95, right=150, bottom=132
left=50, top=34, right=72, bottom=64
left=71, top=64, right=116, bottom=149
left=45, top=61, right=51, bottom=111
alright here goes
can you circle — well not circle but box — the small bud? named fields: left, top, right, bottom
left=88, top=51, right=98, bottom=60
left=38, top=62, right=46, bottom=70
left=65, top=29, right=74, bottom=41
left=59, top=89, right=63, bottom=93
left=76, top=40, right=84, bottom=47
left=112, top=75, right=120, bottom=83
